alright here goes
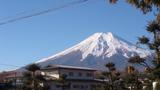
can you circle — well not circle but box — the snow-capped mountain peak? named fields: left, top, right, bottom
left=12, top=32, right=153, bottom=71
left=37, top=32, right=151, bottom=63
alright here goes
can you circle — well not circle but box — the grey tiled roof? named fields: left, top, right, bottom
left=41, top=64, right=97, bottom=71
left=5, top=73, right=23, bottom=78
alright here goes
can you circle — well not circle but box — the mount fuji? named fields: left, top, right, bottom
left=12, top=32, right=153, bottom=71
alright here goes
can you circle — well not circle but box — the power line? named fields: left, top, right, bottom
left=0, top=0, right=65, bottom=21
left=0, top=0, right=102, bottom=69
left=0, top=63, right=22, bottom=67
left=0, top=0, right=88, bottom=25
left=24, top=0, right=102, bottom=21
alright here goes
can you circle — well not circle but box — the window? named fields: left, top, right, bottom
left=80, top=85, right=84, bottom=89
left=73, top=85, right=80, bottom=88
left=69, top=72, right=73, bottom=76
left=85, top=85, right=88, bottom=88
left=86, top=73, right=92, bottom=77
left=16, top=78, right=22, bottom=82
left=73, top=85, right=85, bottom=89
left=78, top=73, right=82, bottom=77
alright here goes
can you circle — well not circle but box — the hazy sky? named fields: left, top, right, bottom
left=0, top=0, right=155, bottom=72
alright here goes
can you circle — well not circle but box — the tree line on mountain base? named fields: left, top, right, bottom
left=93, top=62, right=157, bottom=90
left=1, top=62, right=159, bottom=90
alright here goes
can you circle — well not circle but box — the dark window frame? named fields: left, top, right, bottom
left=69, top=72, right=74, bottom=76
left=78, top=72, right=82, bottom=77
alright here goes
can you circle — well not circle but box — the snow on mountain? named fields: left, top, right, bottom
left=36, top=32, right=151, bottom=63
left=11, top=32, right=153, bottom=71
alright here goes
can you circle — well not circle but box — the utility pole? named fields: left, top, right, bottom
left=15, top=72, right=16, bottom=88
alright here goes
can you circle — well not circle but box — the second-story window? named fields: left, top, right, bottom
left=86, top=73, right=92, bottom=77
left=69, top=72, right=73, bottom=76
left=78, top=73, right=82, bottom=77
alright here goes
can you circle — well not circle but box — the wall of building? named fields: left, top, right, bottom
left=41, top=70, right=59, bottom=78
left=44, top=81, right=101, bottom=90
left=59, top=69, right=94, bottom=80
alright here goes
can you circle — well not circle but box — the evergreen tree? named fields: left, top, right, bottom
left=56, top=73, right=70, bottom=90
left=128, top=20, right=160, bottom=81
left=155, top=81, right=160, bottom=90
left=22, top=63, right=49, bottom=90
left=108, top=0, right=160, bottom=89
left=25, top=63, right=41, bottom=90
left=126, top=20, right=160, bottom=89
left=100, top=62, right=121, bottom=90
left=123, top=65, right=142, bottom=90
left=110, top=0, right=160, bottom=23
left=111, top=0, right=160, bottom=14
left=126, top=0, right=160, bottom=14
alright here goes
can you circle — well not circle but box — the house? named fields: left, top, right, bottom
left=40, top=64, right=102, bottom=90
left=3, top=72, right=24, bottom=86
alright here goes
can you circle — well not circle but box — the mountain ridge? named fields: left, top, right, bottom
left=36, top=32, right=151, bottom=63
left=11, top=32, right=153, bottom=71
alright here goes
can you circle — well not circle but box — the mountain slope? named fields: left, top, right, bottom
left=13, top=32, right=153, bottom=71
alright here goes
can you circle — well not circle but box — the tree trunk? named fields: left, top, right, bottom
left=32, top=71, right=35, bottom=90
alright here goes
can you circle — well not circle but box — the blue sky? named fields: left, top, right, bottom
left=0, top=0, right=155, bottom=72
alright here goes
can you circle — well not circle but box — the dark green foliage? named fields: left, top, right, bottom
left=98, top=62, right=121, bottom=90
left=25, top=63, right=40, bottom=72
left=155, top=81, right=160, bottom=90
left=23, top=71, right=32, bottom=78
left=123, top=66, right=143, bottom=90
left=115, top=72, right=121, bottom=76
left=102, top=71, right=111, bottom=76
left=146, top=21, right=160, bottom=32
left=0, top=86, right=3, bottom=90
left=56, top=73, right=70, bottom=90
left=128, top=20, right=160, bottom=83
left=0, top=80, right=14, bottom=90
left=108, top=0, right=160, bottom=89
left=23, top=72, right=32, bottom=86
left=99, top=76, right=105, bottom=80
left=35, top=74, right=46, bottom=81
left=128, top=56, right=150, bottom=67
left=60, top=73, right=67, bottom=80
left=137, top=36, right=149, bottom=44
left=22, top=63, right=49, bottom=90
left=128, top=56, right=145, bottom=64
left=143, top=80, right=153, bottom=90
left=125, top=0, right=160, bottom=14
left=37, top=85, right=50, bottom=90
left=117, top=81, right=129, bottom=90
left=103, top=82, right=111, bottom=90
left=21, top=85, right=32, bottom=90
left=105, top=62, right=116, bottom=71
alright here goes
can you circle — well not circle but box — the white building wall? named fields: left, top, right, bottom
left=41, top=67, right=100, bottom=90
left=69, top=81, right=96, bottom=90
left=45, top=82, right=60, bottom=90
left=44, top=81, right=101, bottom=90
left=59, top=69, right=94, bottom=80
left=41, top=72, right=45, bottom=75
left=41, top=70, right=59, bottom=79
